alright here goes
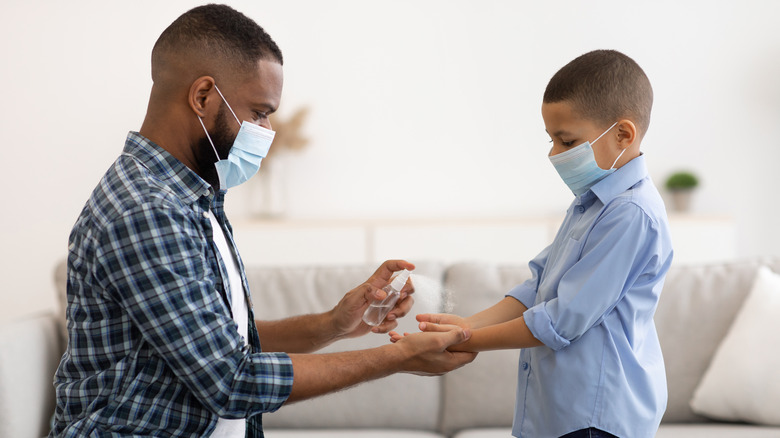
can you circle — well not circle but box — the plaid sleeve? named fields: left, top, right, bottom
left=94, top=203, right=293, bottom=416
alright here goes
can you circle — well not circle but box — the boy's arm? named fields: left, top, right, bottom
left=417, top=296, right=529, bottom=330
left=406, top=297, right=542, bottom=352
left=418, top=298, right=543, bottom=352
left=465, top=296, right=530, bottom=328
left=448, top=316, right=543, bottom=352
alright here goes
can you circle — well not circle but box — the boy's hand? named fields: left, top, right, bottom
left=389, top=313, right=472, bottom=352
left=416, top=313, right=470, bottom=332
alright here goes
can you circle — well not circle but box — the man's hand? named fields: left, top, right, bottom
left=287, top=322, right=476, bottom=403
left=329, top=260, right=416, bottom=339
left=392, top=326, right=477, bottom=376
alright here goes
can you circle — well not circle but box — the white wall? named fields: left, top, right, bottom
left=2, top=0, right=779, bottom=322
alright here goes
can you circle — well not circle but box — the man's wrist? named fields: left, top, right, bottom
left=324, top=308, right=350, bottom=342
left=377, top=342, right=412, bottom=374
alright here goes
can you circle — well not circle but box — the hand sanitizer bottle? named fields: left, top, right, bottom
left=362, top=269, right=411, bottom=326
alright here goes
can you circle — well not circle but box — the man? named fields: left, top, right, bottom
left=52, top=4, right=475, bottom=437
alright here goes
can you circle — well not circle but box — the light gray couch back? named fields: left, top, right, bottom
left=245, top=262, right=447, bottom=431
left=655, top=257, right=780, bottom=423
left=41, top=257, right=780, bottom=435
left=246, top=257, right=780, bottom=432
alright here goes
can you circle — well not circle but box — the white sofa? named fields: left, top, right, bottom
left=2, top=258, right=780, bottom=438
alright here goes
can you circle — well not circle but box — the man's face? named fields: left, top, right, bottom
left=219, top=59, right=283, bottom=135
left=542, top=101, right=616, bottom=170
left=197, top=59, right=283, bottom=170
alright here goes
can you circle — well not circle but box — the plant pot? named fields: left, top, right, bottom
left=670, top=189, right=694, bottom=213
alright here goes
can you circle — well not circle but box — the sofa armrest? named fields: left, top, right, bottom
left=0, top=313, right=62, bottom=438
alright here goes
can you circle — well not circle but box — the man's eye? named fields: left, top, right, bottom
left=254, top=111, right=268, bottom=121
left=562, top=140, right=575, bottom=147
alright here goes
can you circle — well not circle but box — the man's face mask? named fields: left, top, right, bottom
left=197, top=84, right=275, bottom=190
left=548, top=122, right=625, bottom=196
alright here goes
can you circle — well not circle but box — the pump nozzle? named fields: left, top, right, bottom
left=390, top=269, right=411, bottom=292
left=362, top=268, right=413, bottom=326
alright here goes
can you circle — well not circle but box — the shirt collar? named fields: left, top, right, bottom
left=123, top=131, right=214, bottom=206
left=590, top=153, right=648, bottom=204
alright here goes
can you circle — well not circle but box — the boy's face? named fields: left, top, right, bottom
left=542, top=101, right=619, bottom=170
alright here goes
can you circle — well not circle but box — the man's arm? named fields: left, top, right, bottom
left=257, top=260, right=415, bottom=353
left=285, top=327, right=476, bottom=403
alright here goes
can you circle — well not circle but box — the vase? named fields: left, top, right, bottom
left=670, top=189, right=694, bottom=213
left=247, top=155, right=288, bottom=219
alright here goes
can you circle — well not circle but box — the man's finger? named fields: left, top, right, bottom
left=372, top=260, right=416, bottom=284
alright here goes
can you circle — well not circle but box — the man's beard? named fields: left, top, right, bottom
left=197, top=103, right=235, bottom=189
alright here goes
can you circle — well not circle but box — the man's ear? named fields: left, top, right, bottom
left=189, top=76, right=216, bottom=118
left=616, top=119, right=638, bottom=149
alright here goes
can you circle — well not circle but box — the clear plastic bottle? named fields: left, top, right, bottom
left=362, top=269, right=411, bottom=326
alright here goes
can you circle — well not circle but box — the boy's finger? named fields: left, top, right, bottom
left=419, top=321, right=460, bottom=333
left=416, top=313, right=442, bottom=323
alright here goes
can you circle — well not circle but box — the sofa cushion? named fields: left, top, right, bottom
left=655, top=257, right=780, bottom=423
left=0, top=313, right=61, bottom=438
left=244, top=262, right=446, bottom=431
left=439, top=262, right=532, bottom=436
left=265, top=430, right=444, bottom=438
left=655, top=423, right=780, bottom=437
left=451, top=427, right=513, bottom=438
left=689, top=265, right=780, bottom=425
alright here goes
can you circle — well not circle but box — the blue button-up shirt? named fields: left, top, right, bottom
left=508, top=154, right=673, bottom=438
left=52, top=132, right=293, bottom=437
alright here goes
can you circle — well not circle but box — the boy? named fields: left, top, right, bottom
left=392, top=50, right=673, bottom=438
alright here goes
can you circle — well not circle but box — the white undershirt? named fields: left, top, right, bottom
left=208, top=211, right=248, bottom=438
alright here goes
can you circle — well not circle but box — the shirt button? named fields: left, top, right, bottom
left=203, top=212, right=209, bottom=219
left=577, top=206, right=585, bottom=213
left=522, top=362, right=529, bottom=370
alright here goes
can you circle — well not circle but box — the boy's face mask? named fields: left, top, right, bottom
left=197, top=84, right=275, bottom=190
left=548, top=122, right=625, bottom=196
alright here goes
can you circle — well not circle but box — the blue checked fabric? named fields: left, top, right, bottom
left=51, top=132, right=293, bottom=437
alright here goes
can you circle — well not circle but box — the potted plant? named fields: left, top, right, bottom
left=665, top=171, right=699, bottom=212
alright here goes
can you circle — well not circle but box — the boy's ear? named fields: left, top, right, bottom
left=616, top=119, right=638, bottom=149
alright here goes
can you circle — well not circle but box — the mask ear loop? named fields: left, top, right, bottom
left=610, top=147, right=627, bottom=170
left=197, top=115, right=221, bottom=161
left=591, top=122, right=624, bottom=170
left=591, top=121, right=619, bottom=145
left=213, top=84, right=243, bottom=127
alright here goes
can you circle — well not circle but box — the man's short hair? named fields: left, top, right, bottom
left=543, top=50, right=653, bottom=138
left=152, top=4, right=282, bottom=83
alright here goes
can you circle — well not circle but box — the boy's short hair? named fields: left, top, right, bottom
left=543, top=50, right=653, bottom=138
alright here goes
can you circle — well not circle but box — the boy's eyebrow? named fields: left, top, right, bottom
left=546, top=129, right=573, bottom=137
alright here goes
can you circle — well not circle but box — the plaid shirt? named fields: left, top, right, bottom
left=52, top=132, right=293, bottom=437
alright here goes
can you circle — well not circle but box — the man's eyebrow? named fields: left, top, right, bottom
left=253, top=102, right=278, bottom=113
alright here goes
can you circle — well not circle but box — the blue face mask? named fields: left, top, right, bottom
left=548, top=122, right=625, bottom=196
left=197, top=84, right=275, bottom=190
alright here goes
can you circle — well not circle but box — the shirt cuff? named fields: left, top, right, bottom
left=523, top=304, right=571, bottom=351
left=255, top=352, right=294, bottom=412
left=506, top=282, right=537, bottom=309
